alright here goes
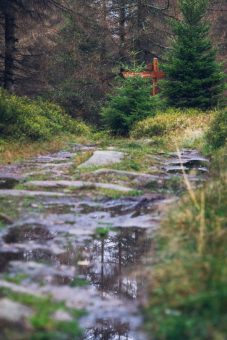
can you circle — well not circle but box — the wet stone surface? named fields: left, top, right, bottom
left=0, top=144, right=208, bottom=339
left=0, top=176, right=22, bottom=189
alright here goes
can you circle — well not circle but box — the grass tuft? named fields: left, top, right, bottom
left=144, top=147, right=227, bottom=340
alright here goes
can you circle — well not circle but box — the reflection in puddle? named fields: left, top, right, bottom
left=85, top=319, right=133, bottom=340
left=80, top=228, right=151, bottom=300
left=0, top=224, right=151, bottom=339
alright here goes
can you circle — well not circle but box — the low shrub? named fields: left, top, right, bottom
left=206, top=109, right=227, bottom=149
left=101, top=77, right=165, bottom=136
left=131, top=108, right=209, bottom=138
left=0, top=88, right=90, bottom=141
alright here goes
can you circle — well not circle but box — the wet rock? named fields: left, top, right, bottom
left=0, top=249, right=23, bottom=271
left=151, top=149, right=209, bottom=176
left=92, top=168, right=159, bottom=181
left=0, top=190, right=65, bottom=197
left=39, top=162, right=73, bottom=169
left=40, top=285, right=90, bottom=309
left=0, top=176, right=21, bottom=189
left=165, top=165, right=191, bottom=173
left=4, top=224, right=53, bottom=243
left=34, top=151, right=74, bottom=164
left=9, top=261, right=76, bottom=283
left=0, top=298, right=33, bottom=324
left=52, top=310, right=73, bottom=322
left=25, top=180, right=134, bottom=193
left=79, top=194, right=166, bottom=216
left=79, top=150, right=124, bottom=168
left=164, top=165, right=208, bottom=174
left=167, top=157, right=208, bottom=167
left=0, top=280, right=42, bottom=297
left=0, top=240, right=65, bottom=258
left=168, top=150, right=209, bottom=165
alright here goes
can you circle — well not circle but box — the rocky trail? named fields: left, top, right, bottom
left=0, top=143, right=209, bottom=339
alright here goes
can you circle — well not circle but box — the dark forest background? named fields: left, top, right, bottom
left=0, top=0, right=226, bottom=122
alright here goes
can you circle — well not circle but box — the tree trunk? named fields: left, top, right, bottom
left=136, top=0, right=144, bottom=62
left=4, top=9, right=16, bottom=91
left=100, top=0, right=107, bottom=63
left=119, top=0, right=126, bottom=61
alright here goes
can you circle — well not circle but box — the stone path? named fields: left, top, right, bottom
left=0, top=145, right=208, bottom=339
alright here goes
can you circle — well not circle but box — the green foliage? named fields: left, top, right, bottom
left=0, top=88, right=90, bottom=141
left=145, top=154, right=227, bottom=340
left=101, top=77, right=165, bottom=136
left=131, top=108, right=207, bottom=138
left=70, top=277, right=89, bottom=287
left=206, top=109, right=227, bottom=149
left=161, top=0, right=225, bottom=109
left=96, top=227, right=110, bottom=237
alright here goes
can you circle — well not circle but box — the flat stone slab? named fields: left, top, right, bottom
left=0, top=190, right=65, bottom=197
left=0, top=280, right=42, bottom=297
left=0, top=240, right=65, bottom=255
left=92, top=168, right=159, bottom=181
left=52, top=310, right=73, bottom=322
left=0, top=298, right=33, bottom=324
left=10, top=261, right=76, bottom=280
left=166, top=157, right=208, bottom=165
left=164, top=166, right=208, bottom=174
left=25, top=180, right=134, bottom=193
left=79, top=150, right=124, bottom=168
left=0, top=173, right=24, bottom=180
left=39, top=162, right=73, bottom=169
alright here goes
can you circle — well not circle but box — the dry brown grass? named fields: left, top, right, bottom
left=132, top=109, right=214, bottom=151
left=0, top=135, right=89, bottom=165
left=73, top=151, right=94, bottom=167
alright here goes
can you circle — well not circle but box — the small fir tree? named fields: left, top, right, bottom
left=161, top=0, right=225, bottom=109
left=101, top=76, right=164, bottom=136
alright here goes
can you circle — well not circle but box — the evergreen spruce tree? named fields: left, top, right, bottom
left=101, top=77, right=163, bottom=136
left=161, top=0, right=225, bottom=109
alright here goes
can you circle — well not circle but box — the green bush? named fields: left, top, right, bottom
left=101, top=77, right=165, bottom=136
left=0, top=89, right=90, bottom=140
left=206, top=109, right=227, bottom=149
left=131, top=108, right=207, bottom=138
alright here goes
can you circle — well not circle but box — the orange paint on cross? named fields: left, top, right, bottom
left=122, top=58, right=165, bottom=95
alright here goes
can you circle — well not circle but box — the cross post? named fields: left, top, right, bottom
left=152, top=57, right=159, bottom=96
left=121, top=58, right=165, bottom=96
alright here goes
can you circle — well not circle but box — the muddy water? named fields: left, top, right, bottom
left=0, top=145, right=208, bottom=339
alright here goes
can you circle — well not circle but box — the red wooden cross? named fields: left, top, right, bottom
left=122, top=58, right=165, bottom=96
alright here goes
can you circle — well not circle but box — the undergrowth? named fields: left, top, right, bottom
left=145, top=146, right=227, bottom=340
left=206, top=109, right=227, bottom=149
left=131, top=108, right=213, bottom=149
left=0, top=88, right=90, bottom=141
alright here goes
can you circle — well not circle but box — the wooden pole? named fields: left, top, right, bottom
left=152, top=57, right=158, bottom=96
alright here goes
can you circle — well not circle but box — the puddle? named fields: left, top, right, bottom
left=0, top=225, right=152, bottom=338
left=0, top=177, right=20, bottom=189
left=3, top=224, right=53, bottom=243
